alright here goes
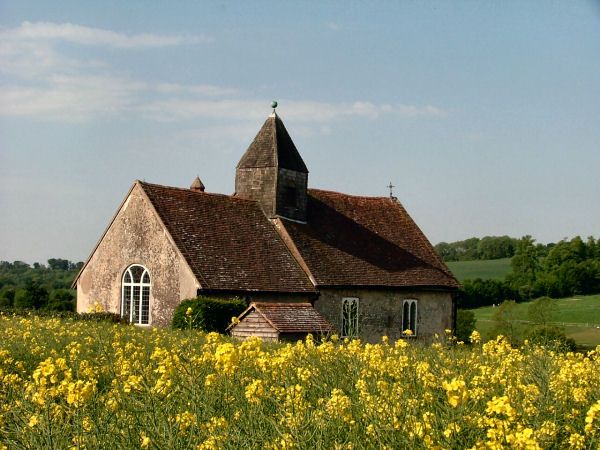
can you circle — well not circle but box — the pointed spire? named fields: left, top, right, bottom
left=190, top=176, right=205, bottom=192
left=236, top=112, right=308, bottom=173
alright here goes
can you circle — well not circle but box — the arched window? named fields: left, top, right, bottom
left=341, top=297, right=359, bottom=338
left=122, top=265, right=150, bottom=325
left=402, top=299, right=418, bottom=337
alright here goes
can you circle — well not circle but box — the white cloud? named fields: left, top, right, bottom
left=0, top=82, right=448, bottom=123
left=0, top=21, right=447, bottom=124
left=135, top=98, right=447, bottom=123
left=0, top=74, right=143, bottom=121
left=155, top=83, right=238, bottom=97
left=5, top=21, right=211, bottom=48
left=327, top=22, right=344, bottom=31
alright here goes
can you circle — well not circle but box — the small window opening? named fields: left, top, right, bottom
left=341, top=297, right=359, bottom=338
left=283, top=186, right=297, bottom=208
left=402, top=299, right=418, bottom=337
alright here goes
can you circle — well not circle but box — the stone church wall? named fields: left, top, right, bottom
left=314, top=288, right=455, bottom=343
left=76, top=183, right=198, bottom=326
left=275, top=168, right=308, bottom=222
left=235, top=167, right=278, bottom=217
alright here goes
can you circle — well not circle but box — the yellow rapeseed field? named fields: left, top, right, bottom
left=1, top=313, right=600, bottom=449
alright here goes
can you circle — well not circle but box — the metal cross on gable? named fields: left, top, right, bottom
left=387, top=182, right=395, bottom=198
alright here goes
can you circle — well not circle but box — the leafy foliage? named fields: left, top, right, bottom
left=510, top=236, right=600, bottom=299
left=14, top=281, right=49, bottom=309
left=456, top=236, right=600, bottom=309
left=0, top=308, right=129, bottom=323
left=171, top=296, right=247, bottom=332
left=0, top=259, right=81, bottom=311
left=488, top=300, right=524, bottom=345
left=527, top=296, right=557, bottom=326
left=458, top=278, right=518, bottom=309
left=455, top=309, right=476, bottom=342
left=525, top=325, right=576, bottom=351
left=436, top=236, right=519, bottom=261
left=46, top=289, right=76, bottom=312
left=436, top=235, right=555, bottom=262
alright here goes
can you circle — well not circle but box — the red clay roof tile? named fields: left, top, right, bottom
left=242, top=302, right=335, bottom=333
left=139, top=182, right=315, bottom=293
left=280, top=189, right=459, bottom=289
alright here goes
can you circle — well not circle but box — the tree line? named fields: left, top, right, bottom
left=458, top=235, right=600, bottom=309
left=435, top=235, right=556, bottom=261
left=0, top=259, right=83, bottom=311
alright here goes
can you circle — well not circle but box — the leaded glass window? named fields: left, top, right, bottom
left=121, top=265, right=151, bottom=325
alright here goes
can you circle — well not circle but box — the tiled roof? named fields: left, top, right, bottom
left=139, top=182, right=315, bottom=293
left=280, top=189, right=460, bottom=289
left=240, top=302, right=335, bottom=333
left=236, top=113, right=309, bottom=173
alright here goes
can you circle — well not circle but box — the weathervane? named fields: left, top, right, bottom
left=387, top=182, right=395, bottom=198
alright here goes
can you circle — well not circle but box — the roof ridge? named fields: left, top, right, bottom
left=252, top=302, right=313, bottom=307
left=271, top=115, right=279, bottom=167
left=139, top=181, right=259, bottom=203
left=308, top=187, right=392, bottom=201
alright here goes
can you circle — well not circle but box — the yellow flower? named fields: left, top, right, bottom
left=245, top=379, right=265, bottom=404
left=403, top=329, right=413, bottom=336
left=186, top=307, right=193, bottom=316
left=231, top=316, right=240, bottom=325
left=486, top=395, right=515, bottom=420
left=141, top=434, right=150, bottom=448
left=585, top=400, right=600, bottom=435
left=28, top=414, right=39, bottom=428
left=442, top=378, right=468, bottom=408
left=175, top=410, right=197, bottom=435
left=326, top=388, right=352, bottom=422
left=205, top=373, right=217, bottom=387
left=568, top=433, right=586, bottom=449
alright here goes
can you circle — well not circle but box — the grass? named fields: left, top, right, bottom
left=446, top=258, right=512, bottom=282
left=468, top=293, right=600, bottom=347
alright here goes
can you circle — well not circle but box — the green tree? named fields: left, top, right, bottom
left=488, top=300, right=523, bottom=344
left=435, top=242, right=457, bottom=261
left=0, top=286, right=16, bottom=307
left=527, top=296, right=557, bottom=326
left=47, top=258, right=70, bottom=270
left=525, top=326, right=576, bottom=351
left=507, top=236, right=540, bottom=298
left=477, top=235, right=516, bottom=260
left=46, top=289, right=76, bottom=312
left=455, top=310, right=476, bottom=342
left=13, top=280, right=49, bottom=309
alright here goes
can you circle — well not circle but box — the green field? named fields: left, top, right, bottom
left=446, top=258, right=511, bottom=281
left=469, top=293, right=600, bottom=348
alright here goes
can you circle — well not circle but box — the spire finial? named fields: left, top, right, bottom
left=271, top=100, right=278, bottom=114
left=387, top=181, right=395, bottom=198
left=191, top=176, right=205, bottom=192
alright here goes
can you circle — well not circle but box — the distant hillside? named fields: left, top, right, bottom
left=469, top=293, right=600, bottom=348
left=446, top=258, right=512, bottom=282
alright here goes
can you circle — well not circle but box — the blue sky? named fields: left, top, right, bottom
left=1, top=1, right=599, bottom=264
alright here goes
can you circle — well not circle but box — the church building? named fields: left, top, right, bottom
left=73, top=108, right=459, bottom=342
